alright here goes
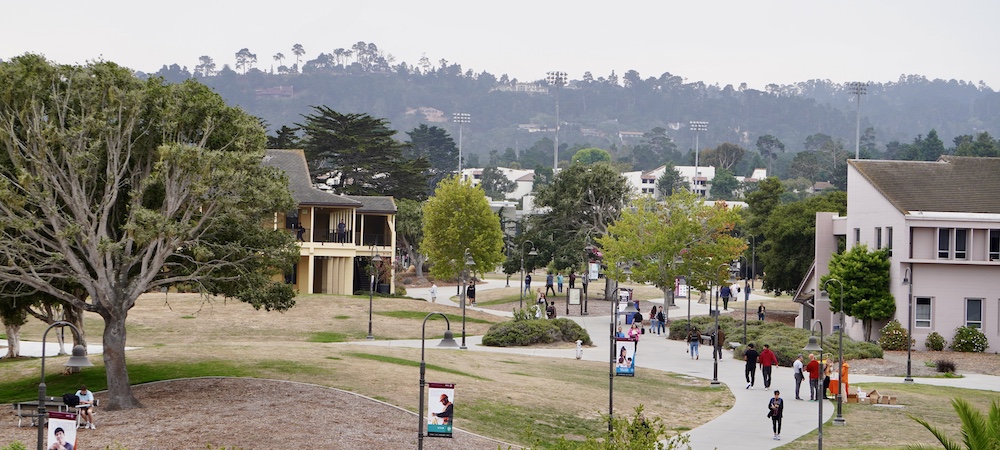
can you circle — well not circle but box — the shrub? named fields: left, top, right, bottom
left=876, top=319, right=912, bottom=351
left=950, top=326, right=989, bottom=352
left=482, top=318, right=592, bottom=347
left=925, top=331, right=946, bottom=351
left=935, top=359, right=956, bottom=373
left=2, top=442, right=27, bottom=450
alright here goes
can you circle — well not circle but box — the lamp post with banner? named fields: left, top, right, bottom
left=609, top=268, right=638, bottom=433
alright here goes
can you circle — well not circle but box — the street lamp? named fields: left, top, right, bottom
left=821, top=278, right=846, bottom=426
left=735, top=255, right=749, bottom=346
left=902, top=265, right=914, bottom=383
left=802, top=321, right=825, bottom=450
left=609, top=268, right=637, bottom=432
left=712, top=263, right=729, bottom=387
left=583, top=244, right=596, bottom=315
left=689, top=121, right=708, bottom=196
left=367, top=245, right=383, bottom=340
left=460, top=248, right=474, bottom=350
left=416, top=312, right=460, bottom=450
left=547, top=71, right=568, bottom=171
left=748, top=235, right=756, bottom=289
left=519, top=240, right=538, bottom=309
left=847, top=82, right=867, bottom=159
left=37, top=322, right=93, bottom=450
left=453, top=113, right=471, bottom=173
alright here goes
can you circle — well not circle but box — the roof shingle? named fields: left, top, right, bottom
left=850, top=156, right=1000, bottom=214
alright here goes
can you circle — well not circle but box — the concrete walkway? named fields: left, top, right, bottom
left=365, top=276, right=1000, bottom=450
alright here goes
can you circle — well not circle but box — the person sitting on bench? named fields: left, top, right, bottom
left=75, top=385, right=96, bottom=429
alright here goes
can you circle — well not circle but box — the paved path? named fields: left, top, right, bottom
left=365, top=277, right=1000, bottom=450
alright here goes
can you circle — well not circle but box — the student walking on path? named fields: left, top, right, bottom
left=744, top=343, right=760, bottom=389
left=760, top=344, right=778, bottom=389
left=687, top=327, right=701, bottom=359
left=792, top=354, right=805, bottom=400
left=720, top=284, right=731, bottom=311
left=556, top=273, right=564, bottom=293
left=805, top=353, right=820, bottom=401
left=524, top=273, right=532, bottom=296
left=713, top=327, right=726, bottom=360
left=768, top=390, right=785, bottom=440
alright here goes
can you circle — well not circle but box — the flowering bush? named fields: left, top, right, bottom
left=925, top=331, right=946, bottom=351
left=877, top=319, right=912, bottom=351
left=949, top=326, right=989, bottom=353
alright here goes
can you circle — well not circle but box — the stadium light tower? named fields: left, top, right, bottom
left=547, top=71, right=568, bottom=171
left=453, top=113, right=471, bottom=173
left=848, top=82, right=867, bottom=159
left=689, top=121, right=708, bottom=195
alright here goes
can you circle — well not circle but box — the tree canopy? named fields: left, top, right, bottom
left=422, top=176, right=505, bottom=281
left=0, top=55, right=299, bottom=409
left=758, top=191, right=847, bottom=294
left=821, top=245, right=894, bottom=341
left=405, top=124, right=458, bottom=194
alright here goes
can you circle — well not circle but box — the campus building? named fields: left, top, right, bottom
left=794, top=156, right=999, bottom=352
left=262, top=149, right=396, bottom=296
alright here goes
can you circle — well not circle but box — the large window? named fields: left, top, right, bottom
left=966, top=298, right=983, bottom=329
left=990, top=229, right=999, bottom=261
left=875, top=227, right=882, bottom=249
left=915, top=297, right=931, bottom=328
left=955, top=228, right=969, bottom=260
left=938, top=228, right=951, bottom=259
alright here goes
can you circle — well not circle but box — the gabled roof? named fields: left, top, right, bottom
left=343, top=195, right=397, bottom=214
left=262, top=149, right=362, bottom=207
left=849, top=156, right=1000, bottom=214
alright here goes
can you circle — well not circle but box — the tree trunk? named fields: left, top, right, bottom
left=3, top=322, right=20, bottom=358
left=604, top=278, right=616, bottom=302
left=414, top=252, right=427, bottom=283
left=101, top=312, right=143, bottom=410
left=661, top=287, right=672, bottom=322
left=862, top=319, right=873, bottom=342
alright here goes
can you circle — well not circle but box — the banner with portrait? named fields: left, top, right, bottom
left=614, top=337, right=637, bottom=377
left=427, top=383, right=455, bottom=438
left=47, top=411, right=78, bottom=450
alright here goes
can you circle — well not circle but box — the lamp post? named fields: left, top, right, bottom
left=802, top=321, right=825, bottom=450
left=735, top=255, right=749, bottom=345
left=417, top=312, right=460, bottom=450
left=902, top=265, right=914, bottom=383
left=712, top=263, right=729, bottom=387
left=689, top=121, right=708, bottom=196
left=519, top=240, right=537, bottom=309
left=609, top=270, right=636, bottom=432
left=547, top=71, right=567, bottom=171
left=822, top=278, right=846, bottom=426
left=37, top=322, right=93, bottom=450
left=748, top=235, right=756, bottom=289
left=847, top=82, right=867, bottom=159
left=460, top=248, right=474, bottom=350
left=367, top=245, right=383, bottom=340
left=453, top=113, right=471, bottom=173
left=583, top=244, right=596, bottom=315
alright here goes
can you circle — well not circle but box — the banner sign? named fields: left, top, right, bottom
left=614, top=337, right=637, bottom=377
left=47, top=411, right=78, bottom=450
left=568, top=288, right=581, bottom=305
left=427, top=383, right=455, bottom=438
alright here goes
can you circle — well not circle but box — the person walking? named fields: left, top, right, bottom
left=687, top=327, right=700, bottom=360
left=759, top=344, right=778, bottom=389
left=648, top=306, right=658, bottom=335
left=569, top=271, right=576, bottom=289
left=466, top=282, right=476, bottom=307
left=822, top=357, right=832, bottom=400
left=524, top=273, right=532, bottom=296
left=720, top=284, right=731, bottom=311
left=556, top=273, right=564, bottom=293
left=744, top=343, right=760, bottom=389
left=713, top=327, right=727, bottom=360
left=768, top=390, right=785, bottom=440
left=805, top=353, right=820, bottom=401
left=757, top=303, right=766, bottom=321
left=429, top=283, right=438, bottom=303
left=792, top=354, right=805, bottom=400
left=545, top=272, right=556, bottom=297
left=655, top=307, right=666, bottom=335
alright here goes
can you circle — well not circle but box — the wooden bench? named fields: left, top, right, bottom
left=12, top=397, right=98, bottom=427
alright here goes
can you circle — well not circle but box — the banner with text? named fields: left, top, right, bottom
left=427, top=383, right=455, bottom=438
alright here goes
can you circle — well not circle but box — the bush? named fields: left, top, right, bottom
left=950, top=326, right=989, bottom=352
left=935, top=359, right=956, bottom=373
left=2, top=442, right=27, bottom=450
left=482, top=318, right=592, bottom=347
left=925, top=331, right=946, bottom=351
left=876, top=319, right=912, bottom=351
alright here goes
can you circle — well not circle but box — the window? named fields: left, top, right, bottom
left=875, top=227, right=882, bottom=249
left=990, top=229, right=1000, bottom=261
left=955, top=229, right=968, bottom=260
left=966, top=298, right=983, bottom=329
left=886, top=227, right=893, bottom=256
left=938, top=228, right=951, bottom=259
left=915, top=297, right=931, bottom=328
left=854, top=228, right=861, bottom=246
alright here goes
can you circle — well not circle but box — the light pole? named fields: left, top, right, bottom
left=822, top=278, right=846, bottom=426
left=37, top=322, right=93, bottom=450
left=689, top=121, right=708, bottom=196
left=711, top=263, right=728, bottom=387
left=519, top=240, right=537, bottom=309
left=367, top=245, right=383, bottom=340
left=802, top=321, right=825, bottom=450
left=583, top=244, right=596, bottom=315
left=748, top=235, right=756, bottom=289
left=848, top=82, right=867, bottom=159
left=902, top=265, right=914, bottom=383
left=460, top=248, right=474, bottom=349
left=547, top=71, right=567, bottom=171
left=417, top=312, right=460, bottom=450
left=453, top=113, right=471, bottom=173
left=735, top=255, right=748, bottom=345
left=609, top=270, right=636, bottom=432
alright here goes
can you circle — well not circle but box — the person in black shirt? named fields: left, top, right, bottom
left=744, top=343, right=760, bottom=389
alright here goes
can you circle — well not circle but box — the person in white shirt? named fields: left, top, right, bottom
left=74, top=385, right=95, bottom=429
left=429, top=283, right=438, bottom=303
left=792, top=354, right=805, bottom=400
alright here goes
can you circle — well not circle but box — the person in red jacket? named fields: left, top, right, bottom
left=804, top=353, right=820, bottom=401
left=759, top=344, right=779, bottom=389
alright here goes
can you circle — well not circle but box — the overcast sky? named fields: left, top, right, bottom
left=4, top=1, right=998, bottom=90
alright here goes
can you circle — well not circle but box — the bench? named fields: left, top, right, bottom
left=12, top=397, right=98, bottom=427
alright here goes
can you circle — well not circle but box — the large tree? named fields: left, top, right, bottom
left=655, top=162, right=686, bottom=198
left=422, top=176, right=505, bottom=281
left=821, top=245, right=894, bottom=341
left=479, top=166, right=516, bottom=200
left=395, top=199, right=427, bottom=281
left=297, top=106, right=429, bottom=200
left=0, top=55, right=299, bottom=409
left=759, top=191, right=847, bottom=294
left=405, top=124, right=458, bottom=194
left=755, top=135, right=785, bottom=176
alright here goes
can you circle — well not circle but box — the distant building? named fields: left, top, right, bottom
left=255, top=85, right=294, bottom=98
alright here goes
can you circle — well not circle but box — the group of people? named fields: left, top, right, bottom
left=524, top=271, right=587, bottom=296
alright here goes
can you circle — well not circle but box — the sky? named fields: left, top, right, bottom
left=4, top=1, right=999, bottom=90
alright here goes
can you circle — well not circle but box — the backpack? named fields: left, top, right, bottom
left=62, top=393, right=80, bottom=407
